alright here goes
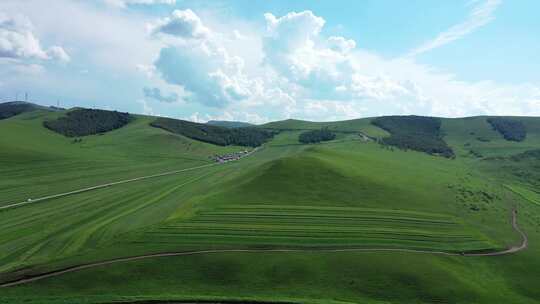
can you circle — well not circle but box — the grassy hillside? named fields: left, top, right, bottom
left=442, top=116, right=540, bottom=158
left=0, top=101, right=45, bottom=120
left=1, top=111, right=540, bottom=303
left=261, top=118, right=388, bottom=138
left=146, top=146, right=498, bottom=252
left=0, top=109, right=241, bottom=206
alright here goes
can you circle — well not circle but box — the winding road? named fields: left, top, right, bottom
left=0, top=209, right=527, bottom=288
left=466, top=209, right=528, bottom=256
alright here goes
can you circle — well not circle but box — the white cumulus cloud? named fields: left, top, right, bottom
left=47, top=46, right=70, bottom=62
left=262, top=11, right=416, bottom=103
left=150, top=9, right=210, bottom=39
left=0, top=13, right=48, bottom=60
left=327, top=36, right=356, bottom=54
left=136, top=8, right=540, bottom=121
left=152, top=9, right=255, bottom=108
left=0, top=13, right=70, bottom=62
left=155, top=43, right=251, bottom=107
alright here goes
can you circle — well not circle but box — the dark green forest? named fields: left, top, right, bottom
left=487, top=117, right=526, bottom=141
left=206, top=120, right=254, bottom=128
left=0, top=102, right=37, bottom=120
left=372, top=116, right=454, bottom=158
left=151, top=117, right=274, bottom=147
left=298, top=128, right=336, bottom=143
left=44, top=109, right=133, bottom=137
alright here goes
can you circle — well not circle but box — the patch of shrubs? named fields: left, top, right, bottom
left=44, top=109, right=133, bottom=137
left=510, top=149, right=540, bottom=162
left=151, top=117, right=274, bottom=147
left=484, top=149, right=540, bottom=189
left=476, top=137, right=490, bottom=142
left=0, top=102, right=36, bottom=120
left=487, top=117, right=526, bottom=142
left=298, top=128, right=336, bottom=144
left=469, top=150, right=483, bottom=158
left=372, top=116, right=454, bottom=158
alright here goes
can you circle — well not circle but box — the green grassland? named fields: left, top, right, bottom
left=505, top=184, right=540, bottom=206
left=0, top=109, right=243, bottom=206
left=261, top=117, right=388, bottom=138
left=442, top=116, right=540, bottom=158
left=1, top=108, right=540, bottom=303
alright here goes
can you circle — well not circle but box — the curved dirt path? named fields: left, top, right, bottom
left=465, top=209, right=527, bottom=256
left=0, top=209, right=526, bottom=288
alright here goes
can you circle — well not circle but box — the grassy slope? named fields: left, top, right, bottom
left=442, top=116, right=540, bottom=158
left=0, top=110, right=242, bottom=206
left=149, top=145, right=498, bottom=252
left=1, top=115, right=540, bottom=303
left=0, top=110, right=246, bottom=273
left=262, top=118, right=388, bottom=138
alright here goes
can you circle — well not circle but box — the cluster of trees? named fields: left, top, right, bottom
left=0, top=102, right=36, bottom=120
left=298, top=128, right=336, bottom=144
left=487, top=118, right=526, bottom=142
left=372, top=116, right=454, bottom=158
left=151, top=117, right=275, bottom=147
left=44, top=109, right=133, bottom=137
left=206, top=120, right=254, bottom=128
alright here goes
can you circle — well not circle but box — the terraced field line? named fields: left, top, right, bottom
left=0, top=210, right=526, bottom=288
left=0, top=163, right=216, bottom=211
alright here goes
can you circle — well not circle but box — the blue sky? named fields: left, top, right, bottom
left=1, top=0, right=539, bottom=123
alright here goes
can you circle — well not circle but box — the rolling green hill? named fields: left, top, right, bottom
left=261, top=117, right=388, bottom=138
left=0, top=101, right=52, bottom=120
left=1, top=104, right=540, bottom=304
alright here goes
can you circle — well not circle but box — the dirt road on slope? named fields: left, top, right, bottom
left=0, top=146, right=263, bottom=212
left=0, top=163, right=217, bottom=211
left=465, top=209, right=527, bottom=257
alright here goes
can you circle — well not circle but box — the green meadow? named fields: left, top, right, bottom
left=1, top=108, right=540, bottom=303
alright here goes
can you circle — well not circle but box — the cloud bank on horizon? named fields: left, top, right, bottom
left=0, top=0, right=539, bottom=123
